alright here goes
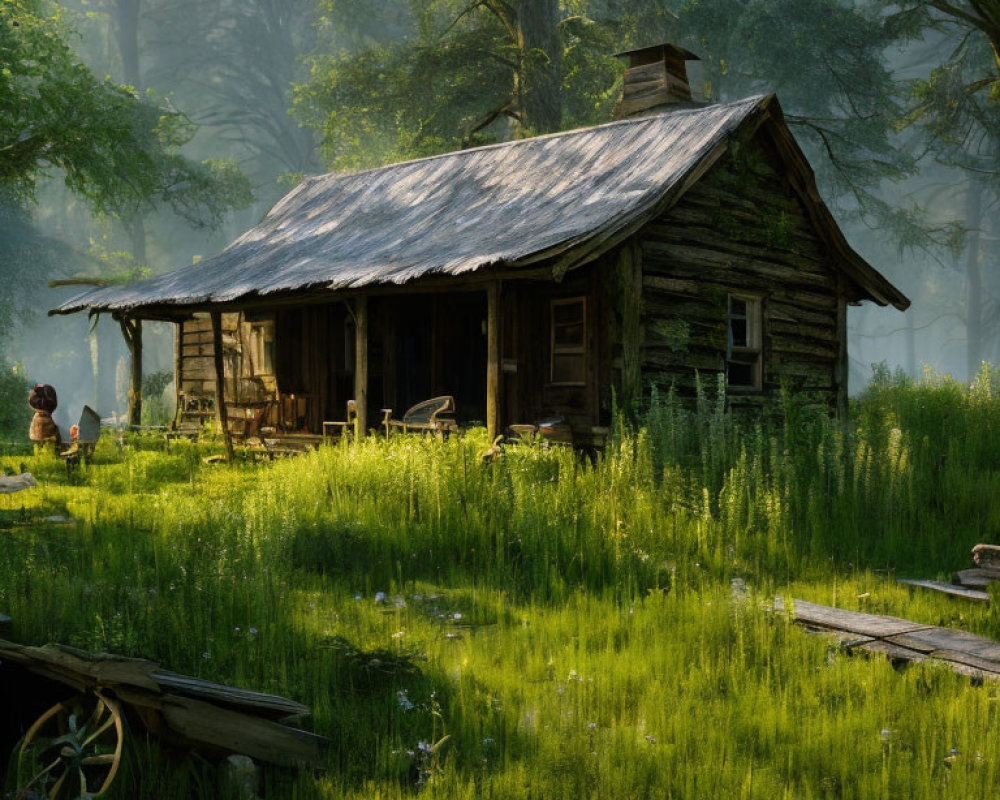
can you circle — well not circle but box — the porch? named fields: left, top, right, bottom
left=163, top=268, right=612, bottom=451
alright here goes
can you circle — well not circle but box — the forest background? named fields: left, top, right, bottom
left=1, top=0, right=998, bottom=435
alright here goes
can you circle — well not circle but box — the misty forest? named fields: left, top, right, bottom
left=2, top=0, right=1000, bottom=798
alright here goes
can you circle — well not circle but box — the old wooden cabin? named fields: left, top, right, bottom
left=52, top=44, right=909, bottom=448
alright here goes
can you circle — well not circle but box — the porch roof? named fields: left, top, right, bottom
left=51, top=93, right=908, bottom=317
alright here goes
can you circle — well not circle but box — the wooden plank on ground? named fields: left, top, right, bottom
left=856, top=639, right=928, bottom=663
left=887, top=627, right=1000, bottom=662
left=927, top=649, right=1000, bottom=676
left=899, top=579, right=989, bottom=602
left=957, top=568, right=1000, bottom=588
left=783, top=598, right=932, bottom=638
left=776, top=597, right=1000, bottom=681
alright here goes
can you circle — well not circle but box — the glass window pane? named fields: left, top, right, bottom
left=553, top=301, right=584, bottom=326
left=728, top=360, right=754, bottom=387
left=730, top=319, right=748, bottom=348
left=730, top=298, right=747, bottom=317
left=554, top=322, right=584, bottom=348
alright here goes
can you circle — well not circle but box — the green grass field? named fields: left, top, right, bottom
left=5, top=369, right=1000, bottom=799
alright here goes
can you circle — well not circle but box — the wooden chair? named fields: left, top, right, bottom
left=322, top=400, right=358, bottom=443
left=60, top=406, right=101, bottom=470
left=384, top=396, right=457, bottom=437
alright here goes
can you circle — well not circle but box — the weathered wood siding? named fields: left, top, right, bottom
left=178, top=313, right=240, bottom=398
left=499, top=269, right=605, bottom=439
left=638, top=135, right=842, bottom=407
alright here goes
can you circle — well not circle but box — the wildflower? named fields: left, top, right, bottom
left=482, top=738, right=495, bottom=748
left=396, top=690, right=415, bottom=711
left=417, top=740, right=433, bottom=754
left=202, top=652, right=211, bottom=660
left=587, top=722, right=596, bottom=731
left=392, top=630, right=405, bottom=639
left=393, top=596, right=406, bottom=609
left=452, top=611, right=462, bottom=620
left=375, top=591, right=386, bottom=603
left=645, top=735, right=657, bottom=744
left=248, top=627, right=258, bottom=637
left=234, top=627, right=241, bottom=634
left=880, top=729, right=894, bottom=743
left=354, top=594, right=362, bottom=601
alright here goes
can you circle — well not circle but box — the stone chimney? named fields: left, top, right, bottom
left=613, top=43, right=702, bottom=119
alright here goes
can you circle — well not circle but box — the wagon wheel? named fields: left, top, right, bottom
left=17, top=691, right=124, bottom=799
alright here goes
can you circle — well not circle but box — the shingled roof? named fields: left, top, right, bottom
left=52, top=93, right=908, bottom=316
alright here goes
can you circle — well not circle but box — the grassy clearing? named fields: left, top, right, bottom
left=4, top=368, right=1000, bottom=798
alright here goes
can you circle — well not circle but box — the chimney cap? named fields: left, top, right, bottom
left=613, top=43, right=700, bottom=64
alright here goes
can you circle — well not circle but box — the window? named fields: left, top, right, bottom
left=727, top=294, right=762, bottom=390
left=249, top=320, right=275, bottom=376
left=550, top=297, right=587, bottom=385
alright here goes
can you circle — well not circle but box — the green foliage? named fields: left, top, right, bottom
left=295, top=0, right=616, bottom=170
left=0, top=0, right=253, bottom=225
left=0, top=363, right=31, bottom=442
left=9, top=376, right=1000, bottom=796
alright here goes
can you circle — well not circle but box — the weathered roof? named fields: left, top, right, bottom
left=52, top=94, right=908, bottom=316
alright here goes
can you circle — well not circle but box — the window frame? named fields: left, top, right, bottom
left=726, top=293, right=763, bottom=391
left=550, top=296, right=588, bottom=387
left=249, top=319, right=276, bottom=377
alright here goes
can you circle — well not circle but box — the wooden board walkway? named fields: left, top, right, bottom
left=898, top=579, right=989, bottom=602
left=776, top=597, right=1000, bottom=680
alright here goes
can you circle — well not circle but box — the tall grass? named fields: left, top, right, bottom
left=3, top=369, right=1000, bottom=798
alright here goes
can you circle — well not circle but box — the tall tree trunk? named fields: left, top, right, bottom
left=114, top=0, right=141, bottom=87
left=114, top=0, right=147, bottom=266
left=905, top=307, right=917, bottom=380
left=513, top=0, right=562, bottom=135
left=965, top=180, right=983, bottom=382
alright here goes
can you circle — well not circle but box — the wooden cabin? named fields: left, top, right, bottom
left=52, top=44, right=908, bottom=447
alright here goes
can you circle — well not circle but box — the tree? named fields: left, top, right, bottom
left=293, top=0, right=614, bottom=170
left=881, top=1, right=1000, bottom=373
left=141, top=0, right=323, bottom=203
left=0, top=0, right=252, bottom=226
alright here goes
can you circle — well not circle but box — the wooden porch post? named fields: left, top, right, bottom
left=486, top=282, right=500, bottom=442
left=119, top=316, right=142, bottom=427
left=617, top=240, right=642, bottom=416
left=173, top=319, right=184, bottom=427
left=354, top=295, right=368, bottom=437
left=835, top=296, right=848, bottom=420
left=211, top=311, right=235, bottom=461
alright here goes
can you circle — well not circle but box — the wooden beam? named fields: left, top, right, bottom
left=119, top=317, right=142, bottom=427
left=617, top=241, right=643, bottom=416
left=174, top=320, right=184, bottom=427
left=382, top=302, right=397, bottom=411
left=835, top=295, right=848, bottom=419
left=211, top=311, right=235, bottom=462
left=486, top=282, right=500, bottom=442
left=354, top=296, right=368, bottom=437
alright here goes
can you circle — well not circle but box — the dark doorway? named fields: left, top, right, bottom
left=374, top=292, right=487, bottom=425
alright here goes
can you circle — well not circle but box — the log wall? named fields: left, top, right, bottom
left=636, top=134, right=843, bottom=408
